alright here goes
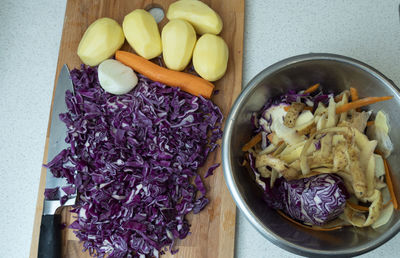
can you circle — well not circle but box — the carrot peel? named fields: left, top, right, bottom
left=383, top=159, right=399, bottom=210
left=350, top=87, right=361, bottom=111
left=304, top=83, right=320, bottom=94
left=277, top=210, right=342, bottom=231
left=115, top=51, right=214, bottom=98
left=350, top=87, right=359, bottom=102
left=335, top=96, right=393, bottom=114
left=334, top=94, right=344, bottom=102
left=347, top=201, right=369, bottom=212
left=267, top=133, right=274, bottom=142
left=366, top=121, right=374, bottom=127
left=242, top=132, right=262, bottom=152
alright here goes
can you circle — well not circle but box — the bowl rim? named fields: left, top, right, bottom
left=222, top=53, right=400, bottom=257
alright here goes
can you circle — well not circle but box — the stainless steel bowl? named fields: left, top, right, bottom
left=222, top=53, right=400, bottom=257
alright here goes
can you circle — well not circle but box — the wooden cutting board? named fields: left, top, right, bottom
left=30, top=0, right=244, bottom=257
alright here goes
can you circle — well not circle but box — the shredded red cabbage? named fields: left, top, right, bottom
left=44, top=187, right=59, bottom=200
left=314, top=140, right=321, bottom=150
left=61, top=185, right=76, bottom=195
left=45, top=65, right=223, bottom=257
left=204, top=163, right=220, bottom=178
left=60, top=195, right=69, bottom=206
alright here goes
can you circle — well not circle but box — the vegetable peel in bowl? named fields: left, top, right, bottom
left=242, top=84, right=397, bottom=230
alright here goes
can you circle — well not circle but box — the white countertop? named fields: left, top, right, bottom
left=0, top=0, right=399, bottom=257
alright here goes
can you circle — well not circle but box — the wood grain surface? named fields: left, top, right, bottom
left=30, top=0, right=244, bottom=257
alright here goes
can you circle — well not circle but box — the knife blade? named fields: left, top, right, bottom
left=38, top=64, right=76, bottom=258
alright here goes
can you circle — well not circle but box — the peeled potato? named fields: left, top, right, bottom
left=193, top=34, right=228, bottom=81
left=166, top=0, right=223, bottom=35
left=162, top=19, right=196, bottom=71
left=123, top=9, right=162, bottom=59
left=77, top=18, right=125, bottom=66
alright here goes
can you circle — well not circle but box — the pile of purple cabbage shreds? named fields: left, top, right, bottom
left=45, top=65, right=223, bottom=257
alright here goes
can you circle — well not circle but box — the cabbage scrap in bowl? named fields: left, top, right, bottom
left=242, top=84, right=396, bottom=230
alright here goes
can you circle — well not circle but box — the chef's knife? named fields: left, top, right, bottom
left=38, top=65, right=76, bottom=258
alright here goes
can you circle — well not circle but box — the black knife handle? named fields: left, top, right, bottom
left=38, top=214, right=62, bottom=258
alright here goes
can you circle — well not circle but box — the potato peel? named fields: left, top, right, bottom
left=372, top=202, right=394, bottom=229
left=344, top=190, right=382, bottom=227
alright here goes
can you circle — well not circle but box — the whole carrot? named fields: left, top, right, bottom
left=115, top=51, right=214, bottom=98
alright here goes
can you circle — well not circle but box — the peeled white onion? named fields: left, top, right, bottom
left=98, top=59, right=138, bottom=95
